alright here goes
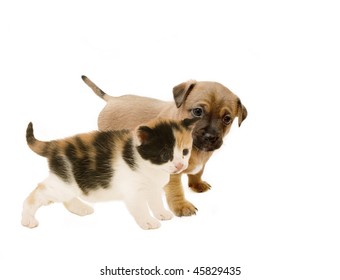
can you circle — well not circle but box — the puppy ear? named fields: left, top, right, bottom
left=237, top=99, right=248, bottom=127
left=136, top=126, right=153, bottom=145
left=181, top=117, right=200, bottom=130
left=173, top=80, right=196, bottom=108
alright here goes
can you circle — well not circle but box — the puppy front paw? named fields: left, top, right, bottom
left=189, top=181, right=211, bottom=193
left=170, top=200, right=197, bottom=217
left=136, top=216, right=161, bottom=230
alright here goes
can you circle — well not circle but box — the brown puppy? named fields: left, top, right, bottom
left=82, top=76, right=247, bottom=216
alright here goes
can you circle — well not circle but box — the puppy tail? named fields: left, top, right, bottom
left=81, top=75, right=111, bottom=102
left=26, top=122, right=51, bottom=157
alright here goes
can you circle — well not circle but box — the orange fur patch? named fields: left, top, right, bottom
left=27, top=183, right=45, bottom=205
left=173, top=129, right=193, bottom=153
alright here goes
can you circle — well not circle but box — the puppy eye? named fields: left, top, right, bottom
left=182, top=149, right=189, bottom=156
left=223, top=115, right=232, bottom=125
left=192, top=107, right=203, bottom=117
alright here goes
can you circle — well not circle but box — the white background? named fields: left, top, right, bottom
left=1, top=0, right=339, bottom=279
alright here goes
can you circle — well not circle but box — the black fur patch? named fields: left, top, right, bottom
left=26, top=122, right=35, bottom=145
left=137, top=122, right=175, bottom=165
left=169, top=121, right=181, bottom=132
left=122, top=138, right=137, bottom=170
left=48, top=148, right=70, bottom=182
left=64, top=131, right=116, bottom=194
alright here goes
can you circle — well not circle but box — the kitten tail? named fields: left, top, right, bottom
left=26, top=122, right=50, bottom=157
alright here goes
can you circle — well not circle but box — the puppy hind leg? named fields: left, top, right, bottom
left=63, top=198, right=94, bottom=216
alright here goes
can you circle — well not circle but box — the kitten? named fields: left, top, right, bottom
left=21, top=118, right=198, bottom=230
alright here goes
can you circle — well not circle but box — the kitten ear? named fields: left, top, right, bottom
left=181, top=117, right=199, bottom=130
left=136, top=126, right=153, bottom=145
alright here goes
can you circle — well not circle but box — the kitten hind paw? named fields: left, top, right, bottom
left=21, top=214, right=39, bottom=228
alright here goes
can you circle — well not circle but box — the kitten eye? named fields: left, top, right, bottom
left=183, top=148, right=189, bottom=156
left=191, top=107, right=204, bottom=117
left=223, top=114, right=232, bottom=125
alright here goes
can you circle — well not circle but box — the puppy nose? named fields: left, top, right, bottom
left=203, top=133, right=218, bottom=143
left=175, top=162, right=184, bottom=171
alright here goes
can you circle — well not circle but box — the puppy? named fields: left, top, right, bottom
left=82, top=76, right=247, bottom=216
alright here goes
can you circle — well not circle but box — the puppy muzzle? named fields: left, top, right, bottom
left=193, top=132, right=223, bottom=152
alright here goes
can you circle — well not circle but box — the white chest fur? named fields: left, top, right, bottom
left=80, top=159, right=169, bottom=202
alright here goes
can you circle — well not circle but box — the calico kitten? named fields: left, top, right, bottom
left=21, top=118, right=198, bottom=230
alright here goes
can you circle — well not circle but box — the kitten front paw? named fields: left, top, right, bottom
left=154, top=209, right=174, bottom=221
left=136, top=217, right=161, bottom=230
left=21, top=214, right=39, bottom=228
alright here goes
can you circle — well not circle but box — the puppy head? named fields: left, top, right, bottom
left=173, top=80, right=247, bottom=152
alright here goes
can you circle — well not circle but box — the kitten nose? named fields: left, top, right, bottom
left=175, top=162, right=184, bottom=171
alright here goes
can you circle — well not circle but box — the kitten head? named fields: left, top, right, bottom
left=135, top=118, right=199, bottom=174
